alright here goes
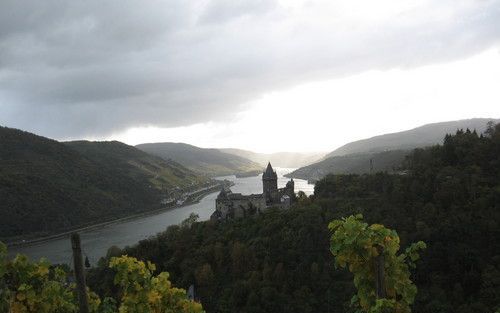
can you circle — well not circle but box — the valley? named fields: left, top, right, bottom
left=8, top=168, right=314, bottom=265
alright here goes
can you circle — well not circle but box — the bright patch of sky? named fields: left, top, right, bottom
left=108, top=48, right=500, bottom=153
left=1, top=0, right=499, bottom=152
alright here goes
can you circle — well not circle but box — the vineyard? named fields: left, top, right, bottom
left=0, top=242, right=203, bottom=313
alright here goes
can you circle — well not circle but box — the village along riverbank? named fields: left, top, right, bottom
left=8, top=168, right=314, bottom=265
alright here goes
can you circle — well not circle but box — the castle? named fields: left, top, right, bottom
left=210, top=163, right=295, bottom=221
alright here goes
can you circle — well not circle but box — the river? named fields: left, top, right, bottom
left=8, top=168, right=313, bottom=265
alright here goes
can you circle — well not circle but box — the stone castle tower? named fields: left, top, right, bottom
left=211, top=162, right=296, bottom=221
left=262, top=162, right=279, bottom=204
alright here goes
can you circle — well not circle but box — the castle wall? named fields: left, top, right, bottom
left=211, top=163, right=296, bottom=221
left=214, top=194, right=266, bottom=220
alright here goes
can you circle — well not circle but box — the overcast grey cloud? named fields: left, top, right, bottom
left=1, top=0, right=500, bottom=139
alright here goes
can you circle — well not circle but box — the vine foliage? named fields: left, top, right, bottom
left=329, top=214, right=426, bottom=313
left=0, top=242, right=204, bottom=313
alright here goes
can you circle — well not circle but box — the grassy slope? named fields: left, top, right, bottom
left=0, top=127, right=209, bottom=239
left=136, top=142, right=263, bottom=176
left=65, top=140, right=210, bottom=190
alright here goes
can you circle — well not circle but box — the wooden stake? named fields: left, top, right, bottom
left=375, top=245, right=387, bottom=299
left=71, top=233, right=89, bottom=313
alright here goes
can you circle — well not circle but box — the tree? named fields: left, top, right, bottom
left=181, top=213, right=200, bottom=229
left=0, top=242, right=204, bottom=313
left=109, top=256, right=204, bottom=313
left=329, top=215, right=426, bottom=313
left=296, top=191, right=310, bottom=204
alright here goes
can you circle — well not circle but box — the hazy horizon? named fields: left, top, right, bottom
left=4, top=116, right=498, bottom=155
left=1, top=0, right=500, bottom=153
left=87, top=116, right=500, bottom=154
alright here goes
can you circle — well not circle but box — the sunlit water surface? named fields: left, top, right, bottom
left=9, top=168, right=313, bottom=265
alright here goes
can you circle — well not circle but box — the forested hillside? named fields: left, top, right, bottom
left=0, top=127, right=210, bottom=240
left=287, top=149, right=409, bottom=181
left=66, top=140, right=208, bottom=190
left=288, top=118, right=499, bottom=181
left=136, top=142, right=263, bottom=176
left=325, top=118, right=498, bottom=158
left=89, top=123, right=500, bottom=313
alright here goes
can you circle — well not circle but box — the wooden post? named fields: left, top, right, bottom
left=375, top=245, right=387, bottom=299
left=71, top=233, right=89, bottom=313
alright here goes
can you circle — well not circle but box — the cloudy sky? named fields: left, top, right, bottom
left=1, top=0, right=499, bottom=153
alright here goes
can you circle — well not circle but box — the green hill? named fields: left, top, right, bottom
left=326, top=118, right=498, bottom=158
left=65, top=140, right=208, bottom=190
left=0, top=126, right=210, bottom=240
left=89, top=124, right=500, bottom=313
left=287, top=150, right=410, bottom=181
left=289, top=118, right=499, bottom=180
left=136, top=142, right=263, bottom=176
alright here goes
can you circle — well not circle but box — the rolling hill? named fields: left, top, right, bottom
left=287, top=150, right=410, bottom=181
left=65, top=140, right=208, bottom=190
left=136, top=142, right=263, bottom=176
left=0, top=126, right=210, bottom=240
left=288, top=118, right=499, bottom=180
left=325, top=118, right=498, bottom=158
left=220, top=149, right=324, bottom=168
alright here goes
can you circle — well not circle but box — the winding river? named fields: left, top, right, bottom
left=9, top=168, right=313, bottom=265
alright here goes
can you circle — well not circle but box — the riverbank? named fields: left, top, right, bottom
left=5, top=182, right=229, bottom=248
left=8, top=168, right=311, bottom=264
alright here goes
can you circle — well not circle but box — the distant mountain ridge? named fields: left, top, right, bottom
left=220, top=149, right=325, bottom=168
left=136, top=142, right=263, bottom=176
left=0, top=126, right=209, bottom=239
left=287, top=150, right=410, bottom=181
left=288, top=118, right=499, bottom=180
left=326, top=118, right=499, bottom=158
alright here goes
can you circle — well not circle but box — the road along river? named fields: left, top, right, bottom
left=9, top=168, right=314, bottom=265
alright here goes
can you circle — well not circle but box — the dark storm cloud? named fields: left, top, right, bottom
left=1, top=0, right=499, bottom=138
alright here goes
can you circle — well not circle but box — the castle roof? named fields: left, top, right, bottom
left=263, top=162, right=277, bottom=179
